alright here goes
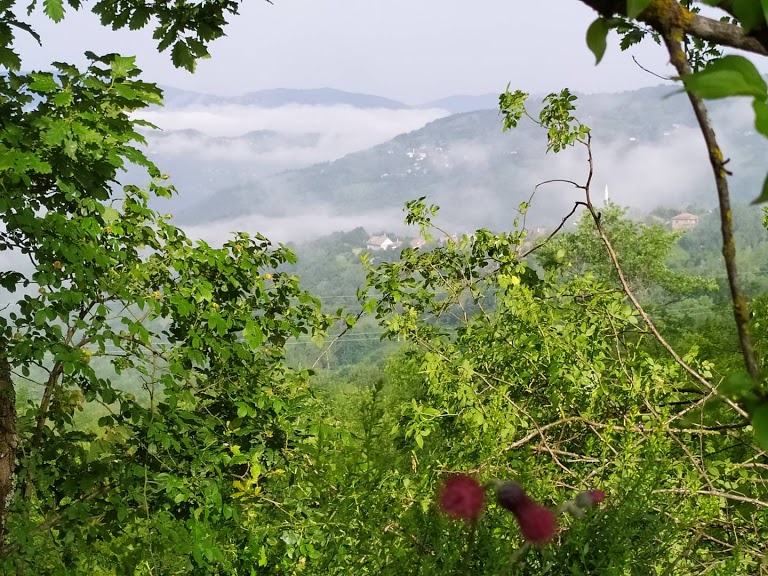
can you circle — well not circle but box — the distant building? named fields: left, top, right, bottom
left=438, top=234, right=458, bottom=245
left=670, top=212, right=700, bottom=231
left=409, top=237, right=427, bottom=249
left=366, top=235, right=395, bottom=250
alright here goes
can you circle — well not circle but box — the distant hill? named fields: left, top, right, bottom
left=159, top=86, right=409, bottom=109
left=174, top=83, right=768, bottom=232
left=421, top=93, right=500, bottom=114
left=147, top=128, right=322, bottom=149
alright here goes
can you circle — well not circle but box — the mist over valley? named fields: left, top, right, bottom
left=134, top=85, right=768, bottom=245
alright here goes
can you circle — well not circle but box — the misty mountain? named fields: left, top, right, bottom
left=421, top=93, right=500, bottom=114
left=173, top=83, right=768, bottom=234
left=159, top=86, right=409, bottom=109
left=140, top=128, right=325, bottom=206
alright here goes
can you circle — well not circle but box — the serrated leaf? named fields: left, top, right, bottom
left=0, top=46, right=21, bottom=70
left=683, top=55, right=767, bottom=99
left=43, top=121, right=68, bottom=146
left=52, top=91, right=73, bottom=106
left=626, top=0, right=652, bottom=19
left=129, top=7, right=151, bottom=30
left=586, top=17, right=612, bottom=65
left=9, top=18, right=41, bottom=45
left=752, top=404, right=768, bottom=451
left=43, top=0, right=65, bottom=22
left=171, top=41, right=196, bottom=72
left=110, top=55, right=136, bottom=78
left=28, top=73, right=58, bottom=93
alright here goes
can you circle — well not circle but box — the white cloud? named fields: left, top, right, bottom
left=182, top=205, right=408, bottom=245
left=136, top=104, right=449, bottom=177
left=139, top=104, right=447, bottom=141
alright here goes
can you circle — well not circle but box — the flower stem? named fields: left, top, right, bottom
left=460, top=521, right=478, bottom=575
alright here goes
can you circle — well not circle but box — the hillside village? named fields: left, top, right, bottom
left=361, top=210, right=701, bottom=253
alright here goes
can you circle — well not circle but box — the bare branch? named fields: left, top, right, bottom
left=652, top=488, right=768, bottom=508
left=575, top=134, right=751, bottom=419
left=662, top=34, right=760, bottom=382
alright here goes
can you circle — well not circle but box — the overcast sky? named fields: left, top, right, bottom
left=15, top=0, right=685, bottom=103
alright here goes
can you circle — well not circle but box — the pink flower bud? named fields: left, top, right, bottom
left=512, top=500, right=558, bottom=545
left=438, top=475, right=485, bottom=522
left=495, top=482, right=558, bottom=545
left=575, top=489, right=605, bottom=509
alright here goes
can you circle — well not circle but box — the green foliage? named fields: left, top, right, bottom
left=358, top=195, right=766, bottom=573
left=682, top=54, right=767, bottom=100
left=537, top=203, right=716, bottom=298
left=500, top=88, right=589, bottom=153
left=0, top=5, right=336, bottom=571
left=499, top=87, right=527, bottom=131
left=1, top=1, right=767, bottom=573
left=586, top=17, right=615, bottom=65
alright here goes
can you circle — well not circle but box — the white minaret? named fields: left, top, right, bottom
left=604, top=185, right=610, bottom=204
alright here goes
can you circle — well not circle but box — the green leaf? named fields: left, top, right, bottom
left=586, top=17, right=612, bottom=65
left=754, top=98, right=768, bottom=138
left=171, top=41, right=196, bottom=72
left=751, top=171, right=768, bottom=204
left=761, top=0, right=768, bottom=26
left=102, top=207, right=120, bottom=223
left=110, top=55, right=136, bottom=78
left=43, top=0, right=65, bottom=22
left=28, top=73, right=58, bottom=93
left=732, top=0, right=764, bottom=32
left=43, top=120, right=68, bottom=146
left=749, top=99, right=768, bottom=203
left=0, top=46, right=21, bottom=70
left=752, top=403, right=768, bottom=451
left=683, top=55, right=767, bottom=99
left=129, top=7, right=151, bottom=30
left=626, top=0, right=652, bottom=19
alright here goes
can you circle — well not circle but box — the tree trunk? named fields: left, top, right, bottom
left=0, top=354, right=16, bottom=544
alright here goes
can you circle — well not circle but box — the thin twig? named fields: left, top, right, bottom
left=632, top=55, right=672, bottom=81
left=522, top=201, right=582, bottom=258
left=312, top=310, right=366, bottom=369
left=571, top=135, right=749, bottom=419
left=652, top=488, right=768, bottom=509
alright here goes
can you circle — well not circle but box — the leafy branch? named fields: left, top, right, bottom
left=578, top=0, right=768, bottom=56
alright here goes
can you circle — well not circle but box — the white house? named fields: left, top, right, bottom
left=366, top=235, right=395, bottom=251
left=670, top=213, right=700, bottom=231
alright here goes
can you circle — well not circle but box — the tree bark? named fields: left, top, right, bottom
left=577, top=0, right=768, bottom=56
left=0, top=353, right=16, bottom=544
